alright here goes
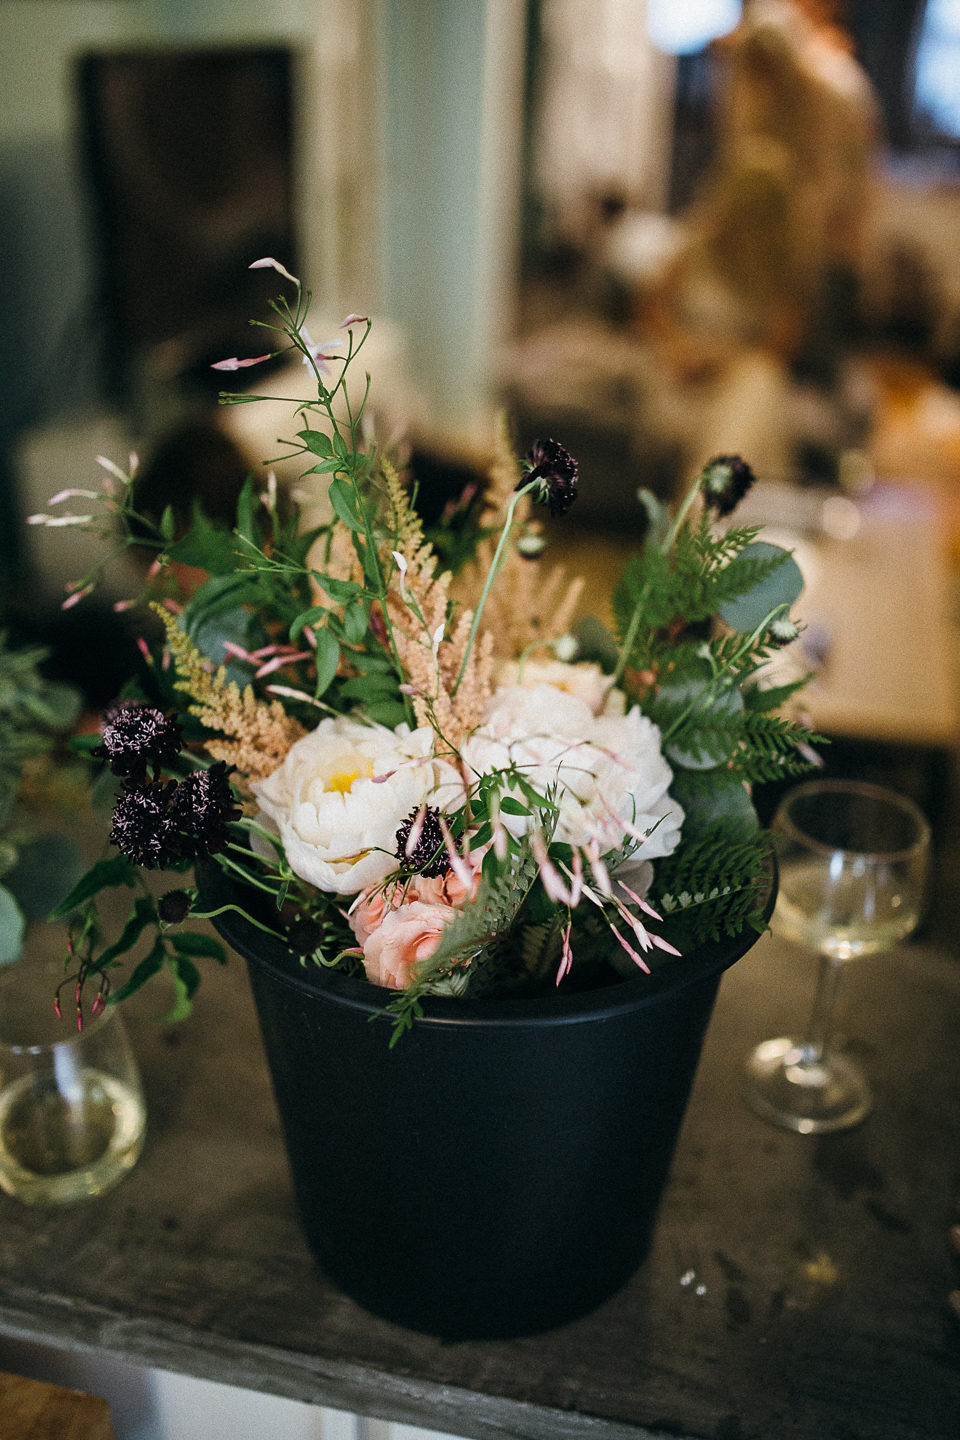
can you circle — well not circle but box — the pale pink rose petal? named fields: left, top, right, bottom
left=361, top=900, right=456, bottom=990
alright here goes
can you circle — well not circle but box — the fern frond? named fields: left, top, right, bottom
left=650, top=821, right=772, bottom=949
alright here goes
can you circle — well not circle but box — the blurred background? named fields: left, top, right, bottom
left=4, top=0, right=960, bottom=819
left=2, top=3, right=960, bottom=1436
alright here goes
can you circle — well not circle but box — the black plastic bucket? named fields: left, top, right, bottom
left=203, top=865, right=768, bottom=1339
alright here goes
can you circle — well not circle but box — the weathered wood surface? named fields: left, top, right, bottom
left=0, top=931, right=958, bottom=1440
left=0, top=1369, right=115, bottom=1440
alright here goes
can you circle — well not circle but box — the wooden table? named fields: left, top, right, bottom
left=0, top=1370, right=114, bottom=1439
left=0, top=924, right=958, bottom=1440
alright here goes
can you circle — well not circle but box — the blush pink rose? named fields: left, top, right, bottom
left=349, top=852, right=484, bottom=948
left=361, top=901, right=458, bottom=990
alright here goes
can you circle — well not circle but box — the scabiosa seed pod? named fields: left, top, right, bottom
left=167, top=762, right=241, bottom=861
left=699, top=455, right=756, bottom=518
left=395, top=806, right=450, bottom=878
left=287, top=917, right=324, bottom=956
left=519, top=438, right=579, bottom=518
left=110, top=779, right=179, bottom=868
left=767, top=616, right=801, bottom=648
left=158, top=889, right=192, bottom=924
left=96, top=701, right=184, bottom=779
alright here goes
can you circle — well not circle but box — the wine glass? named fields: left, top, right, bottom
left=742, top=778, right=930, bottom=1134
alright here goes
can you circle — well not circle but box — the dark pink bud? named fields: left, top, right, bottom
left=91, top=993, right=105, bottom=1017
left=53, top=998, right=62, bottom=1020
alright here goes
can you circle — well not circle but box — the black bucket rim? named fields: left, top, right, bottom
left=199, top=858, right=774, bottom=1030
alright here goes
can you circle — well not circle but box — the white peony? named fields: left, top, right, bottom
left=250, top=717, right=465, bottom=895
left=494, top=659, right=625, bottom=717
left=460, top=683, right=683, bottom=859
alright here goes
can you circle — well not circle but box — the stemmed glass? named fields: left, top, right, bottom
left=742, top=779, right=930, bottom=1134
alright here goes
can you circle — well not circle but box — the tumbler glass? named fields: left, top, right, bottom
left=0, top=954, right=146, bottom=1205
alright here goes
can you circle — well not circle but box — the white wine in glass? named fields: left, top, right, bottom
left=742, top=779, right=930, bottom=1134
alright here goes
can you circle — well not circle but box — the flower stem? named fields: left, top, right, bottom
left=452, top=478, right=538, bottom=694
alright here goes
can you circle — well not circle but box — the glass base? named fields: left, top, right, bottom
left=742, top=1036, right=872, bottom=1134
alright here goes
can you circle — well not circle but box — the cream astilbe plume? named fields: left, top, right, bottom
left=153, top=606, right=305, bottom=790
left=381, top=457, right=492, bottom=751
left=454, top=418, right=584, bottom=661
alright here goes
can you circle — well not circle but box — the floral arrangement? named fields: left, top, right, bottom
left=32, top=259, right=816, bottom=1040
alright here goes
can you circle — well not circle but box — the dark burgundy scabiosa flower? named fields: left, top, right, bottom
left=520, top=438, right=579, bottom=518
left=699, top=454, right=756, bottom=518
left=287, top=917, right=324, bottom=956
left=395, top=806, right=450, bottom=878
left=158, top=889, right=192, bottom=924
left=167, top=762, right=241, bottom=861
left=96, top=702, right=184, bottom=780
left=110, top=780, right=179, bottom=869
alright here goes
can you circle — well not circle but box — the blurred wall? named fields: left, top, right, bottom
left=0, top=0, right=527, bottom=474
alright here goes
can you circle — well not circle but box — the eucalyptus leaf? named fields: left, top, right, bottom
left=659, top=678, right=745, bottom=771
left=5, top=834, right=87, bottom=919
left=0, top=883, right=25, bottom=965
left=717, top=542, right=803, bottom=633
left=669, top=768, right=758, bottom=835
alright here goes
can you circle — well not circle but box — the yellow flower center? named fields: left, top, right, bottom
left=326, top=762, right=373, bottom=795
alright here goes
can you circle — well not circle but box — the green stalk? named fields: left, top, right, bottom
left=452, top=478, right=538, bottom=694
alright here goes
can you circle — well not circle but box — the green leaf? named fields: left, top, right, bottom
left=343, top=600, right=370, bottom=645
left=573, top=615, right=620, bottom=673
left=290, top=606, right=329, bottom=643
left=5, top=834, right=87, bottom=919
left=298, top=428, right=334, bottom=457
left=167, top=508, right=243, bottom=576
left=717, top=543, right=804, bottom=633
left=742, top=675, right=812, bottom=712
left=304, top=459, right=341, bottom=476
left=328, top=478, right=364, bottom=531
left=339, top=675, right=397, bottom=701
left=669, top=768, right=758, bottom=836
left=315, top=574, right=365, bottom=604
left=160, top=504, right=177, bottom=542
left=499, top=797, right=531, bottom=816
left=48, top=855, right=138, bottom=920
left=235, top=475, right=258, bottom=547
left=314, top=628, right=340, bottom=697
left=160, top=955, right=202, bottom=1023
left=0, top=884, right=25, bottom=965
left=95, top=896, right=159, bottom=969
left=106, top=937, right=167, bottom=1005
left=364, top=699, right=408, bottom=727
left=28, top=681, right=82, bottom=731
left=70, top=733, right=105, bottom=755
left=170, top=931, right=227, bottom=962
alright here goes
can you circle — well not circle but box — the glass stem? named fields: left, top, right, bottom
left=798, top=954, right=844, bottom=1068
